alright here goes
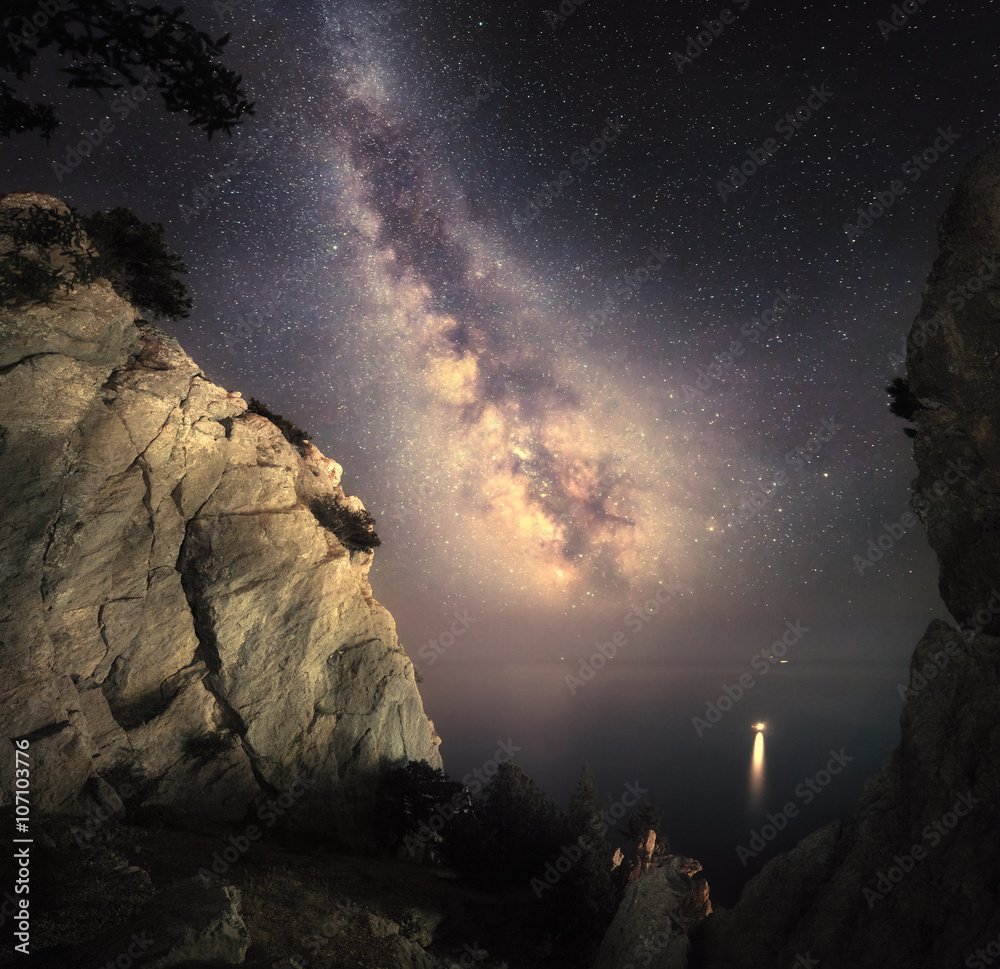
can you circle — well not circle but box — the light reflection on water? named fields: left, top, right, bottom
left=417, top=659, right=903, bottom=904
left=750, top=729, right=765, bottom=807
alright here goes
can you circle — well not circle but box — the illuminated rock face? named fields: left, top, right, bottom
left=0, top=193, right=440, bottom=834
left=691, top=136, right=1000, bottom=969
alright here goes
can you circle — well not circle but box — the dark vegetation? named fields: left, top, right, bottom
left=80, top=208, right=192, bottom=319
left=1, top=0, right=253, bottom=140
left=17, top=757, right=669, bottom=968
left=887, top=376, right=923, bottom=438
left=308, top=494, right=382, bottom=553
left=627, top=797, right=665, bottom=846
left=0, top=203, right=99, bottom=308
left=380, top=759, right=667, bottom=964
left=0, top=203, right=192, bottom=318
left=245, top=397, right=311, bottom=447
left=240, top=401, right=382, bottom=553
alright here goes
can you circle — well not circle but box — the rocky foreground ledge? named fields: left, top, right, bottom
left=0, top=192, right=440, bottom=839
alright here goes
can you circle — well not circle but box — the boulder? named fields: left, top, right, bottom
left=595, top=854, right=711, bottom=969
left=41, top=877, right=250, bottom=969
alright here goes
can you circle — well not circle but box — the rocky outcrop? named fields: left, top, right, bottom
left=36, top=877, right=251, bottom=969
left=0, top=192, right=440, bottom=836
left=907, top=131, right=1000, bottom=633
left=691, top=134, right=1000, bottom=969
left=693, top=620, right=1000, bottom=968
left=595, top=850, right=711, bottom=969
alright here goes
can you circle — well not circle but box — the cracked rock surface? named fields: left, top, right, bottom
left=0, top=192, right=441, bottom=834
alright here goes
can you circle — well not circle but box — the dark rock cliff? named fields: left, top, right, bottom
left=908, top=132, right=1000, bottom=633
left=690, top=134, right=1000, bottom=969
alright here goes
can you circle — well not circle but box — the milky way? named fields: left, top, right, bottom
left=4, top=0, right=999, bottom=906
left=279, top=15, right=780, bottom=609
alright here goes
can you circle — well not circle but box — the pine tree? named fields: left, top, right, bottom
left=568, top=763, right=614, bottom=871
left=627, top=798, right=664, bottom=845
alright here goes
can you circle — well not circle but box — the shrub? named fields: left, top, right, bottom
left=0, top=203, right=192, bottom=320
left=886, top=376, right=922, bottom=438
left=182, top=733, right=234, bottom=761
left=0, top=203, right=100, bottom=308
left=443, top=761, right=617, bottom=962
left=308, top=494, right=381, bottom=552
left=246, top=397, right=311, bottom=447
left=627, top=798, right=664, bottom=843
left=444, top=761, right=569, bottom=888
left=379, top=760, right=468, bottom=854
left=79, top=208, right=192, bottom=319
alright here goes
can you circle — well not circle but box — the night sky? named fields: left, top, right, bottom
left=5, top=0, right=999, bottom=903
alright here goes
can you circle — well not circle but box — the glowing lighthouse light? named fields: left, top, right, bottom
left=749, top=722, right=766, bottom=806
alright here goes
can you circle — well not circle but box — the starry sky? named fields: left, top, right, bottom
left=5, top=0, right=999, bottom=903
